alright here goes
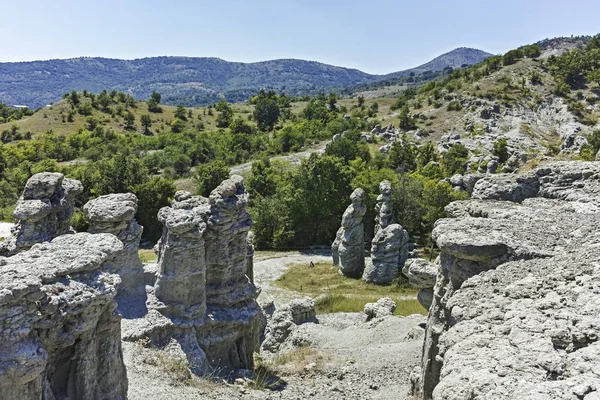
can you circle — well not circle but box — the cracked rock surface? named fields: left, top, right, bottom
left=414, top=161, right=600, bottom=399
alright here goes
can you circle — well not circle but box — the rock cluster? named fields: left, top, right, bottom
left=0, top=172, right=82, bottom=256
left=413, top=161, right=600, bottom=399
left=363, top=181, right=409, bottom=284
left=0, top=233, right=127, bottom=399
left=129, top=176, right=263, bottom=375
left=333, top=188, right=367, bottom=278
left=84, top=193, right=144, bottom=298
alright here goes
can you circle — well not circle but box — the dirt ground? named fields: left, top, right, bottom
left=125, top=250, right=426, bottom=400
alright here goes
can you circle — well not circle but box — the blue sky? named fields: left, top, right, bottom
left=2, top=0, right=599, bottom=74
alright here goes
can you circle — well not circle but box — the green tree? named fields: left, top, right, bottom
left=442, top=143, right=469, bottom=176
left=195, top=160, right=230, bottom=197
left=357, top=95, right=365, bottom=108
left=246, top=158, right=277, bottom=200
left=229, top=117, right=254, bottom=135
left=148, top=91, right=162, bottom=112
left=124, top=111, right=135, bottom=130
left=398, top=105, right=416, bottom=130
left=171, top=118, right=185, bottom=133
left=140, top=114, right=152, bottom=134
left=252, top=91, right=281, bottom=131
left=174, top=105, right=187, bottom=121
left=132, top=177, right=176, bottom=242
left=97, top=90, right=111, bottom=111
left=389, top=140, right=417, bottom=172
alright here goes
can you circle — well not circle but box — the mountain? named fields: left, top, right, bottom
left=0, top=48, right=492, bottom=108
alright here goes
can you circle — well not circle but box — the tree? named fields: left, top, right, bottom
left=124, top=111, right=135, bottom=130
left=252, top=91, right=281, bottom=131
left=170, top=118, right=185, bottom=133
left=148, top=91, right=162, bottom=112
left=357, top=95, right=365, bottom=108
left=246, top=158, right=277, bottom=200
left=216, top=108, right=233, bottom=128
left=324, top=135, right=371, bottom=164
left=132, top=177, right=175, bottom=242
left=196, top=160, right=230, bottom=197
left=442, top=143, right=469, bottom=176
left=327, top=93, right=338, bottom=111
left=229, top=117, right=254, bottom=135
left=174, top=105, right=187, bottom=120
left=389, top=140, right=417, bottom=172
left=398, top=105, right=416, bottom=130
left=97, top=90, right=111, bottom=111
left=69, top=91, right=80, bottom=108
left=140, top=114, right=152, bottom=134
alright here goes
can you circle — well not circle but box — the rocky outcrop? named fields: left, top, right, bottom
left=246, top=231, right=255, bottom=284
left=0, top=172, right=82, bottom=256
left=84, top=193, right=144, bottom=297
left=0, top=233, right=127, bottom=400
left=127, top=176, right=263, bottom=376
left=402, top=258, right=437, bottom=310
left=262, top=297, right=317, bottom=353
left=414, top=161, right=600, bottom=399
left=333, top=188, right=367, bottom=278
left=363, top=181, right=409, bottom=284
left=364, top=297, right=396, bottom=321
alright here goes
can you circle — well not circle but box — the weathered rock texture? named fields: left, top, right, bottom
left=128, top=176, right=263, bottom=376
left=402, top=257, right=437, bottom=310
left=0, top=172, right=82, bottom=256
left=363, top=181, right=409, bottom=284
left=414, top=161, right=600, bottom=399
left=0, top=233, right=127, bottom=400
left=262, top=297, right=317, bottom=353
left=84, top=193, right=144, bottom=296
left=364, top=297, right=397, bottom=321
left=332, top=188, right=367, bottom=278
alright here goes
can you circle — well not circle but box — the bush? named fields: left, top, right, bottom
left=492, top=138, right=509, bottom=163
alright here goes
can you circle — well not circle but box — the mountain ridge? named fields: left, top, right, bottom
left=0, top=47, right=492, bottom=107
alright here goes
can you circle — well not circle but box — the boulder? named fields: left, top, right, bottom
left=364, top=297, right=397, bottom=320
left=402, top=258, right=437, bottom=289
left=0, top=172, right=82, bottom=256
left=333, top=188, right=367, bottom=278
left=261, top=297, right=317, bottom=353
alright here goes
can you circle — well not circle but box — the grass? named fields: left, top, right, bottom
left=139, top=248, right=158, bottom=264
left=273, top=261, right=426, bottom=316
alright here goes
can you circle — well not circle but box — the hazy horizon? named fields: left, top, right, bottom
left=2, top=0, right=599, bottom=74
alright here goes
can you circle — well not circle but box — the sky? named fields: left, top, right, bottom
left=1, top=0, right=599, bottom=74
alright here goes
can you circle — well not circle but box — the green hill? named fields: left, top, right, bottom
left=0, top=48, right=492, bottom=108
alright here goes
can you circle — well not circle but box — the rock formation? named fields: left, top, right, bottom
left=363, top=181, right=409, bottom=284
left=332, top=188, right=367, bottom=278
left=0, top=172, right=82, bottom=256
left=402, top=258, right=437, bottom=310
left=0, top=233, right=127, bottom=400
left=364, top=297, right=396, bottom=321
left=414, top=161, right=600, bottom=399
left=262, top=297, right=317, bottom=353
left=246, top=231, right=255, bottom=284
left=84, top=193, right=144, bottom=298
left=127, top=176, right=263, bottom=376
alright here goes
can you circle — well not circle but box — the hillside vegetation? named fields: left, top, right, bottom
left=0, top=48, right=491, bottom=108
left=1, top=35, right=598, bottom=253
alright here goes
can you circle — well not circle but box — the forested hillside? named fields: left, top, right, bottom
left=0, top=48, right=491, bottom=108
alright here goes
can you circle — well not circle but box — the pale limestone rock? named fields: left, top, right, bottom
left=333, top=188, right=367, bottom=278
left=0, top=233, right=127, bottom=400
left=0, top=172, right=82, bottom=256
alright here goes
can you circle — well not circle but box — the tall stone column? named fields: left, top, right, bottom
left=332, top=188, right=367, bottom=278
left=84, top=193, right=144, bottom=296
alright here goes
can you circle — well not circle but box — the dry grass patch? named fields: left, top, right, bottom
left=139, top=248, right=158, bottom=264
